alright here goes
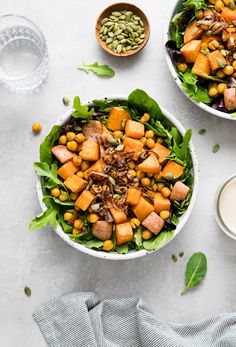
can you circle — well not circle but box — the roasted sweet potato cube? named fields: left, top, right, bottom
left=132, top=197, right=154, bottom=222
left=123, top=137, right=143, bottom=159
left=51, top=145, right=76, bottom=164
left=57, top=160, right=79, bottom=180
left=125, top=120, right=145, bottom=139
left=170, top=181, right=190, bottom=202
left=116, top=222, right=133, bottom=245
left=138, top=154, right=161, bottom=174
left=224, top=88, right=236, bottom=111
left=184, top=20, right=203, bottom=44
left=162, top=161, right=184, bottom=179
left=180, top=40, right=201, bottom=63
left=126, top=188, right=141, bottom=205
left=221, top=7, right=236, bottom=24
left=207, top=50, right=226, bottom=71
left=192, top=54, right=211, bottom=78
left=75, top=190, right=95, bottom=211
left=154, top=192, right=171, bottom=213
left=201, top=34, right=220, bottom=44
left=83, top=159, right=106, bottom=180
left=82, top=120, right=102, bottom=139
left=64, top=175, right=87, bottom=193
left=92, top=221, right=112, bottom=241
left=106, top=107, right=131, bottom=131
left=152, top=143, right=171, bottom=165
left=82, top=139, right=100, bottom=161
left=109, top=207, right=127, bottom=224
left=142, top=212, right=164, bottom=235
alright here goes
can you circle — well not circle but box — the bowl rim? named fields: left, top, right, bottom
left=95, top=2, right=150, bottom=57
left=163, top=0, right=236, bottom=121
left=35, top=95, right=199, bottom=260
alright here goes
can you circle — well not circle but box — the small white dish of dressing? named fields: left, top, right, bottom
left=215, top=174, right=236, bottom=240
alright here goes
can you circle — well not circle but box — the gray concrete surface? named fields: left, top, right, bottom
left=0, top=0, right=236, bottom=346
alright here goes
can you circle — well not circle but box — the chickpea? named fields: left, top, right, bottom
left=74, top=219, right=84, bottom=229
left=136, top=170, right=145, bottom=179
left=103, top=240, right=114, bottom=251
left=58, top=135, right=67, bottom=145
left=142, top=230, right=153, bottom=240
left=128, top=169, right=136, bottom=177
left=76, top=171, right=84, bottom=178
left=153, top=172, right=162, bottom=181
left=67, top=140, right=78, bottom=152
left=157, top=183, right=165, bottom=191
left=160, top=210, right=171, bottom=220
left=51, top=186, right=60, bottom=198
left=81, top=161, right=90, bottom=171
left=66, top=132, right=76, bottom=141
left=209, top=0, right=217, bottom=3
left=129, top=161, right=136, bottom=169
left=232, top=60, right=236, bottom=70
left=216, top=69, right=225, bottom=78
left=64, top=212, right=73, bottom=222
left=223, top=65, right=234, bottom=75
left=217, top=83, right=227, bottom=94
left=156, top=137, right=164, bottom=144
left=161, top=187, right=171, bottom=198
left=69, top=192, right=79, bottom=201
left=233, top=72, right=236, bottom=78
left=140, top=137, right=147, bottom=145
left=73, top=156, right=82, bottom=167
left=145, top=130, right=155, bottom=138
left=223, top=0, right=229, bottom=4
left=212, top=40, right=220, bottom=49
left=152, top=183, right=158, bottom=192
left=114, top=130, right=123, bottom=138
left=195, top=10, right=204, bottom=19
left=75, top=133, right=85, bottom=143
left=208, top=41, right=217, bottom=51
left=177, top=63, right=188, bottom=73
left=87, top=213, right=99, bottom=223
left=130, top=218, right=141, bottom=229
left=59, top=192, right=69, bottom=202
left=146, top=173, right=153, bottom=177
left=146, top=138, right=155, bottom=148
left=141, top=177, right=151, bottom=186
left=140, top=113, right=150, bottom=123
left=208, top=87, right=218, bottom=97
left=79, top=150, right=83, bottom=157
left=32, top=123, right=42, bottom=134
left=215, top=0, right=224, bottom=11
left=201, top=42, right=208, bottom=50
left=73, top=228, right=81, bottom=235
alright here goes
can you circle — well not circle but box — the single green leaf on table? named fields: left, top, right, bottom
left=134, top=227, right=143, bottom=248
left=34, top=162, right=64, bottom=187
left=128, top=89, right=164, bottom=122
left=29, top=208, right=58, bottom=231
left=143, top=231, right=174, bottom=251
left=24, top=287, right=31, bottom=297
left=40, top=125, right=60, bottom=165
left=72, top=96, right=94, bottom=119
left=78, top=62, right=115, bottom=77
left=181, top=252, right=207, bottom=295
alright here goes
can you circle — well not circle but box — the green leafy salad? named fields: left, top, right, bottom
left=29, top=89, right=194, bottom=254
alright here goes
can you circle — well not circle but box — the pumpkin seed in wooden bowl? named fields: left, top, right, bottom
left=96, top=3, right=150, bottom=57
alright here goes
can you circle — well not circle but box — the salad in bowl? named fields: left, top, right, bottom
left=165, top=0, right=236, bottom=119
left=30, top=89, right=198, bottom=259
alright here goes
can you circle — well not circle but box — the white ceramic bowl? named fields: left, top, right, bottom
left=36, top=96, right=199, bottom=260
left=164, top=0, right=236, bottom=121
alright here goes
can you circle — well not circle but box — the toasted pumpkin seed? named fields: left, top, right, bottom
left=120, top=38, right=127, bottom=44
left=140, top=34, right=145, bottom=38
left=114, top=29, right=123, bottom=36
left=104, top=21, right=114, bottom=27
left=119, top=15, right=126, bottom=20
left=106, top=37, right=113, bottom=44
left=119, top=23, right=126, bottom=30
left=126, top=45, right=132, bottom=50
left=103, top=27, right=108, bottom=35
left=117, top=44, right=122, bottom=53
left=101, top=18, right=109, bottom=25
left=126, top=26, right=133, bottom=33
left=112, top=11, right=122, bottom=16
left=108, top=32, right=114, bottom=37
left=212, top=144, right=220, bottom=153
left=139, top=20, right=144, bottom=27
left=112, top=40, right=119, bottom=49
left=229, top=0, right=235, bottom=9
left=117, top=35, right=125, bottom=40
left=217, top=58, right=225, bottom=68
left=199, top=129, right=206, bottom=135
left=132, top=45, right=139, bottom=49
left=108, top=25, right=114, bottom=32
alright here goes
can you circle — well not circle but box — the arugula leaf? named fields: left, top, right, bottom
left=134, top=227, right=143, bottom=248
left=143, top=231, right=174, bottom=251
left=29, top=208, right=58, bottom=231
left=43, top=195, right=74, bottom=207
left=34, top=162, right=64, bottom=187
left=78, top=62, right=115, bottom=77
left=40, top=125, right=60, bottom=165
left=128, top=89, right=164, bottom=121
left=116, top=244, right=129, bottom=254
left=183, top=0, right=207, bottom=11
left=72, top=96, right=94, bottom=119
left=200, top=73, right=224, bottom=82
left=181, top=252, right=207, bottom=295
left=82, top=239, right=104, bottom=249
left=170, top=12, right=184, bottom=48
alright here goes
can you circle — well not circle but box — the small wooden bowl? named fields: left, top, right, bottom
left=96, top=3, right=150, bottom=57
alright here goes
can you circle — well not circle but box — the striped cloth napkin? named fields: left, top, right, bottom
left=33, top=292, right=236, bottom=347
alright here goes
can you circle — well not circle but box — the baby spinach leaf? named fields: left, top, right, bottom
left=82, top=239, right=104, bottom=249
left=116, top=244, right=129, bottom=254
left=169, top=12, right=185, bottom=48
left=58, top=213, right=73, bottom=234
left=40, top=125, right=60, bottom=165
left=143, top=231, right=174, bottom=251
left=134, top=227, right=143, bottom=248
left=29, top=208, right=58, bottom=231
left=183, top=0, right=207, bottom=11
left=78, top=62, right=115, bottom=77
left=128, top=89, right=164, bottom=121
left=72, top=96, right=94, bottom=119
left=173, top=128, right=192, bottom=162
left=34, top=162, right=64, bottom=187
left=181, top=252, right=207, bottom=295
left=182, top=81, right=212, bottom=104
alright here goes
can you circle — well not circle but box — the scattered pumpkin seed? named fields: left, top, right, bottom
left=62, top=97, right=70, bottom=106
left=217, top=58, right=225, bottom=68
left=192, top=27, right=199, bottom=35
left=199, top=128, right=206, bottom=135
left=24, top=287, right=31, bottom=297
left=205, top=30, right=212, bottom=37
left=108, top=136, right=118, bottom=145
left=90, top=203, right=100, bottom=211
left=233, top=52, right=236, bottom=60
left=116, top=144, right=124, bottom=151
left=220, top=49, right=227, bottom=57
left=212, top=144, right=220, bottom=153
left=86, top=179, right=94, bottom=190
left=179, top=251, right=184, bottom=257
left=229, top=0, right=235, bottom=10
left=109, top=176, right=116, bottom=185
left=172, top=254, right=178, bottom=263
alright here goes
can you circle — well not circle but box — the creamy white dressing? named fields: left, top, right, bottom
left=219, top=177, right=236, bottom=235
